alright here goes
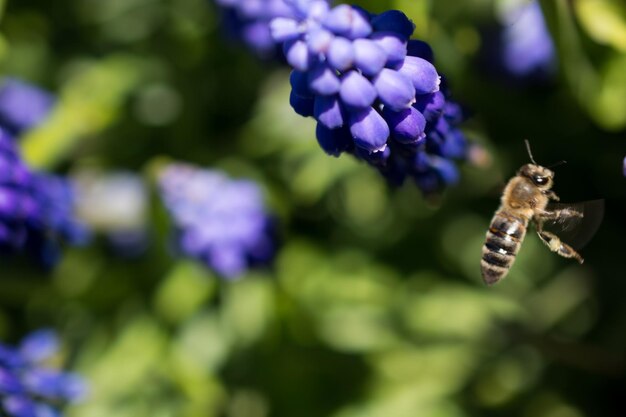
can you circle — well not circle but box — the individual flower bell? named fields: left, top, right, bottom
left=0, top=78, right=55, bottom=137
left=0, top=329, right=87, bottom=417
left=157, top=163, right=277, bottom=278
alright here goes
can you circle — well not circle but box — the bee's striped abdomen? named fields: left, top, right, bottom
left=481, top=211, right=528, bottom=285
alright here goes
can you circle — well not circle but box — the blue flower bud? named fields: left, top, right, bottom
left=413, top=91, right=445, bottom=121
left=348, top=107, right=389, bottom=152
left=398, top=56, right=440, bottom=94
left=289, top=70, right=311, bottom=96
left=371, top=32, right=407, bottom=67
left=289, top=91, right=314, bottom=117
left=339, top=70, right=376, bottom=109
left=383, top=107, right=426, bottom=144
left=314, top=95, right=343, bottom=129
left=327, top=37, right=354, bottom=71
left=353, top=39, right=387, bottom=76
left=269, top=17, right=301, bottom=42
left=324, top=4, right=372, bottom=39
left=315, top=124, right=353, bottom=156
left=407, top=39, right=434, bottom=62
left=373, top=68, right=415, bottom=110
left=307, top=62, right=340, bottom=96
left=283, top=39, right=312, bottom=71
left=306, top=27, right=334, bottom=54
left=371, top=10, right=415, bottom=41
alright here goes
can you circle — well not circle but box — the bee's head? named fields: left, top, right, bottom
left=518, top=163, right=554, bottom=189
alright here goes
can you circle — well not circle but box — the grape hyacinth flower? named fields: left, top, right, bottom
left=158, top=163, right=277, bottom=278
left=269, top=1, right=468, bottom=193
left=0, top=130, right=89, bottom=266
left=0, top=329, right=87, bottom=417
left=0, top=78, right=55, bottom=137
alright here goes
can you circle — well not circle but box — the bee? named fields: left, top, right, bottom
left=481, top=140, right=589, bottom=285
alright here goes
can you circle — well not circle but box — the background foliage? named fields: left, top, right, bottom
left=1, top=1, right=624, bottom=417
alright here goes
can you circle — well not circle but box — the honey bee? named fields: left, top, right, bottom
left=481, top=141, right=590, bottom=285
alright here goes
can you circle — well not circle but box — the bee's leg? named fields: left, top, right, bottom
left=537, top=230, right=584, bottom=264
left=544, top=190, right=560, bottom=201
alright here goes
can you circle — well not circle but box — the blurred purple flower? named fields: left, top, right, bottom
left=479, top=0, right=556, bottom=82
left=0, top=78, right=55, bottom=137
left=158, top=163, right=277, bottom=278
left=0, top=330, right=87, bottom=417
left=214, top=0, right=299, bottom=57
left=0, top=130, right=89, bottom=266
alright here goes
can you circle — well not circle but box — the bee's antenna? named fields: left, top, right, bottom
left=524, top=139, right=538, bottom=165
left=548, top=160, right=567, bottom=169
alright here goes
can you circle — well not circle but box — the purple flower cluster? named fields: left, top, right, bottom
left=0, top=329, right=87, bottom=417
left=0, top=78, right=55, bottom=138
left=269, top=1, right=467, bottom=192
left=158, top=163, right=276, bottom=278
left=0, top=131, right=89, bottom=266
left=214, top=0, right=299, bottom=57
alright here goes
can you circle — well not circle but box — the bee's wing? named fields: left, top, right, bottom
left=543, top=199, right=605, bottom=250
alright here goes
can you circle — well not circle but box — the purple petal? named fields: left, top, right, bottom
left=345, top=7, right=372, bottom=39
left=306, top=27, right=334, bottom=54
left=323, top=5, right=371, bottom=38
left=348, top=107, right=389, bottom=152
left=270, top=17, right=301, bottom=43
left=371, top=32, right=407, bottom=67
left=289, top=70, right=311, bottom=97
left=327, top=37, right=354, bottom=71
left=19, top=329, right=59, bottom=363
left=314, top=95, right=344, bottom=129
left=339, top=71, right=377, bottom=109
left=284, top=39, right=312, bottom=71
left=407, top=40, right=434, bottom=62
left=353, top=39, right=387, bottom=76
left=373, top=68, right=415, bottom=110
left=3, top=396, right=37, bottom=417
left=397, top=56, right=440, bottom=94
left=289, top=91, right=314, bottom=117
left=241, top=22, right=276, bottom=57
left=315, top=124, right=353, bottom=156
left=383, top=107, right=426, bottom=144
left=308, top=63, right=340, bottom=96
left=413, top=91, right=445, bottom=121
left=323, top=5, right=352, bottom=35
left=371, top=10, right=415, bottom=41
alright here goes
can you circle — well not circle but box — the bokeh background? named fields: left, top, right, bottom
left=1, top=0, right=624, bottom=416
